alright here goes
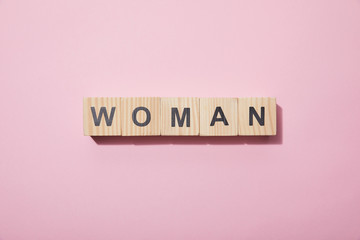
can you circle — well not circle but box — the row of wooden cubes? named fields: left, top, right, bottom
left=83, top=97, right=276, bottom=136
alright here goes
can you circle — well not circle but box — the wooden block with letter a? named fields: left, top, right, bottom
left=121, top=97, right=161, bottom=136
left=238, top=97, right=276, bottom=135
left=200, top=98, right=238, bottom=136
left=161, top=97, right=199, bottom=136
left=83, top=97, right=121, bottom=136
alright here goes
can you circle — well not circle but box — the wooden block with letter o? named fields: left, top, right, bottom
left=83, top=97, right=121, bottom=136
left=238, top=97, right=276, bottom=135
left=200, top=98, right=238, bottom=136
left=121, top=97, right=161, bottom=136
left=161, top=97, right=199, bottom=136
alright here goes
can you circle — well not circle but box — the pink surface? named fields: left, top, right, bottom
left=1, top=0, right=360, bottom=239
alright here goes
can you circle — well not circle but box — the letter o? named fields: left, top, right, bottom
left=132, top=107, right=151, bottom=127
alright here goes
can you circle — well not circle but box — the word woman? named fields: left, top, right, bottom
left=83, top=97, right=276, bottom=136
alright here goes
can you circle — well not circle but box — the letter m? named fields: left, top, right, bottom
left=171, top=108, right=190, bottom=127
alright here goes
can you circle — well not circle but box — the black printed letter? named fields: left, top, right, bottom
left=91, top=107, right=116, bottom=126
left=171, top=108, right=190, bottom=127
left=249, top=107, right=265, bottom=126
left=132, top=107, right=151, bottom=127
left=210, top=107, right=229, bottom=126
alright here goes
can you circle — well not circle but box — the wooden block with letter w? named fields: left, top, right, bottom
left=83, top=97, right=121, bottom=136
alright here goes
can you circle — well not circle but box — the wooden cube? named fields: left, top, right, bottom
left=161, top=97, right=199, bottom=136
left=200, top=98, right=238, bottom=136
left=238, top=97, right=276, bottom=135
left=83, top=97, right=121, bottom=136
left=121, top=97, right=161, bottom=136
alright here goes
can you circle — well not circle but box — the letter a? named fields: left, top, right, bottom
left=210, top=107, right=229, bottom=126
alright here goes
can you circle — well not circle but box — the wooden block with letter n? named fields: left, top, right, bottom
left=161, top=97, right=199, bottom=136
left=121, top=97, right=161, bottom=136
left=200, top=98, right=238, bottom=136
left=238, top=97, right=276, bottom=135
left=83, top=97, right=121, bottom=136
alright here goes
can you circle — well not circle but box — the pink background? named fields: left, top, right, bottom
left=1, top=0, right=360, bottom=239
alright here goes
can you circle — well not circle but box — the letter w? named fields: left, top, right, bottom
left=91, top=107, right=116, bottom=126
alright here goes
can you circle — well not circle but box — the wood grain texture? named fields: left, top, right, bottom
left=121, top=97, right=161, bottom=136
left=83, top=97, right=121, bottom=136
left=238, top=97, right=276, bottom=136
left=200, top=98, right=238, bottom=136
left=161, top=97, right=199, bottom=136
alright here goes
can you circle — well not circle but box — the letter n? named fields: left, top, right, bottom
left=249, top=107, right=265, bottom=126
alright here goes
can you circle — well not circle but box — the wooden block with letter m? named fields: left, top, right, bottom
left=161, top=97, right=199, bottom=136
